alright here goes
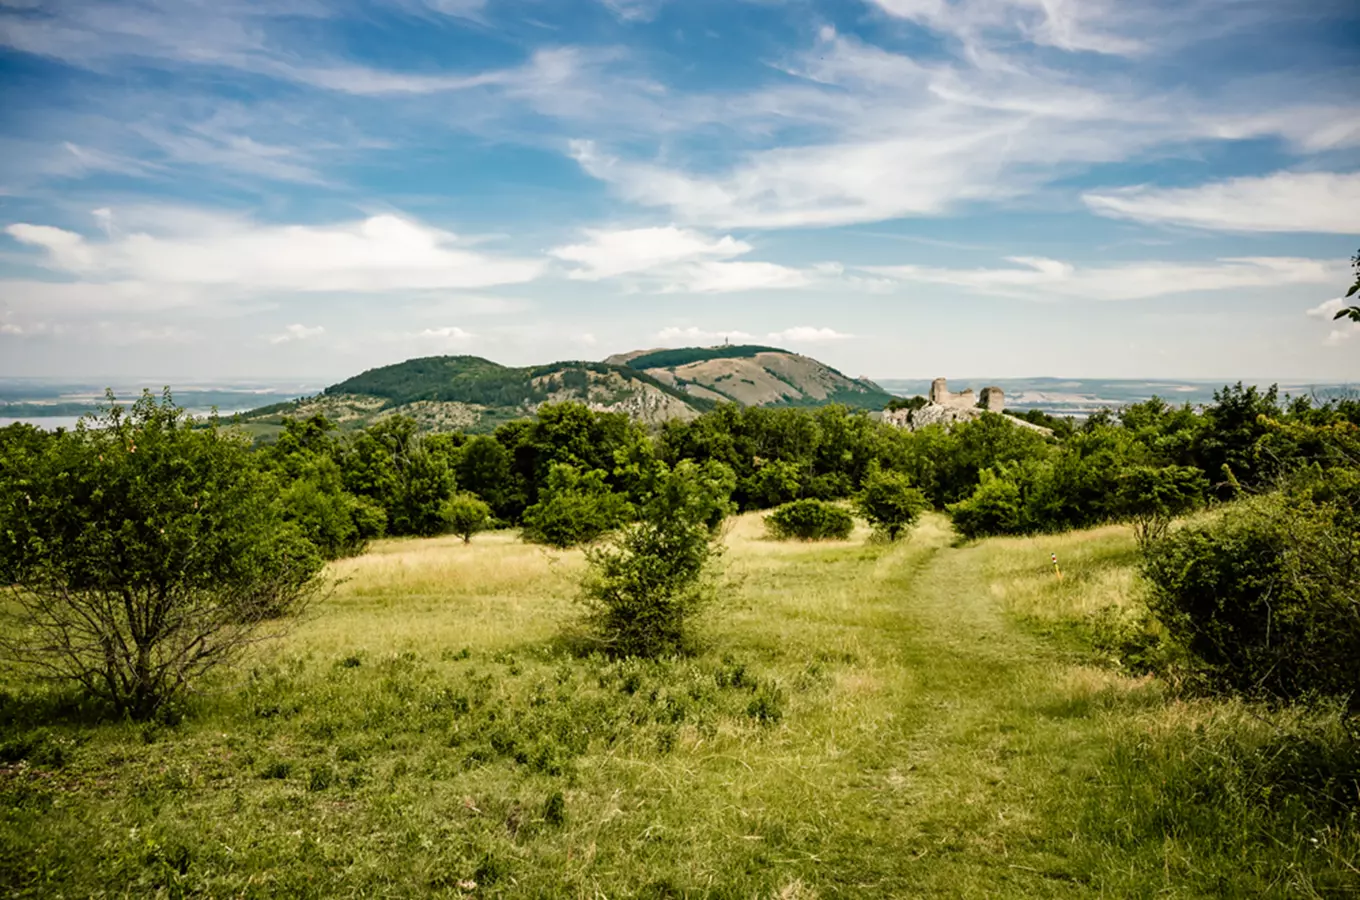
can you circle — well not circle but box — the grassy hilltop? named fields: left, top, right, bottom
left=3, top=512, right=1354, bottom=897
left=238, top=346, right=896, bottom=439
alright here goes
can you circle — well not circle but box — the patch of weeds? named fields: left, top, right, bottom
left=259, top=759, right=292, bottom=780
left=336, top=652, right=364, bottom=669
left=543, top=790, right=567, bottom=828
left=307, top=763, right=335, bottom=791
left=746, top=682, right=785, bottom=724
left=0, top=729, right=74, bottom=768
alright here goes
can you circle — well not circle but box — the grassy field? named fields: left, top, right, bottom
left=2, top=513, right=1358, bottom=897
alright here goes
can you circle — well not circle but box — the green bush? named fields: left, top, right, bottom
left=578, top=460, right=733, bottom=656
left=0, top=391, right=324, bottom=719
left=445, top=492, right=492, bottom=543
left=856, top=466, right=929, bottom=539
left=1141, top=490, right=1360, bottom=702
left=521, top=464, right=632, bottom=548
left=764, top=499, right=854, bottom=541
left=947, top=470, right=1024, bottom=540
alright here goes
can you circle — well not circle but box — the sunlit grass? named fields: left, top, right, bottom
left=1, top=511, right=1356, bottom=897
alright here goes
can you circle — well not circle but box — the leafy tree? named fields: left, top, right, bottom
left=1193, top=383, right=1282, bottom=497
left=856, top=466, right=930, bottom=539
left=1114, top=464, right=1207, bottom=549
left=743, top=458, right=805, bottom=509
left=521, top=464, right=632, bottom=548
left=338, top=416, right=455, bottom=537
left=765, top=499, right=855, bottom=541
left=0, top=392, right=324, bottom=719
left=456, top=434, right=521, bottom=521
left=578, top=460, right=734, bottom=657
left=1332, top=247, right=1359, bottom=323
left=278, top=458, right=386, bottom=559
left=445, top=492, right=492, bottom=543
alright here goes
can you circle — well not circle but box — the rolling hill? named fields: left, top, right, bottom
left=239, top=346, right=895, bottom=435
left=606, top=344, right=896, bottom=409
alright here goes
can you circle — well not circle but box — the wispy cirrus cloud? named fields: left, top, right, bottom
left=4, top=209, right=545, bottom=296
left=866, top=255, right=1347, bottom=301
left=1084, top=172, right=1360, bottom=234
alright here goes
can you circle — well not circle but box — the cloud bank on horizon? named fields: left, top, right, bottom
left=0, top=0, right=1356, bottom=381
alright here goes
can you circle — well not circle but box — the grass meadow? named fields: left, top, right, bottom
left=2, top=513, right=1358, bottom=898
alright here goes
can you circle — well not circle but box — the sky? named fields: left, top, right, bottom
left=0, top=0, right=1357, bottom=384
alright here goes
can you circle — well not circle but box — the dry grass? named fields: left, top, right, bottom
left=1, top=511, right=1356, bottom=897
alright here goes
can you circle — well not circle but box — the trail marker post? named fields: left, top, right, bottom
left=1051, top=552, right=1063, bottom=580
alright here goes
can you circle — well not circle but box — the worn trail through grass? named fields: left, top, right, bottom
left=3, top=514, right=1352, bottom=898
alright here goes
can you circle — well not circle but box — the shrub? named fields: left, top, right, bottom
left=0, top=391, right=324, bottom=720
left=1141, top=491, right=1360, bottom=702
left=765, top=499, right=854, bottom=541
left=856, top=466, right=930, bottom=539
left=277, top=458, right=386, bottom=559
left=947, top=470, right=1024, bottom=540
left=1113, top=464, right=1207, bottom=549
left=521, top=464, right=632, bottom=548
left=445, top=492, right=492, bottom=543
left=578, top=460, right=733, bottom=657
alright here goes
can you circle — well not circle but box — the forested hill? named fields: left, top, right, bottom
left=239, top=346, right=895, bottom=436
left=605, top=345, right=896, bottom=410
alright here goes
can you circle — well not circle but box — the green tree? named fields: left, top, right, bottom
left=1113, top=464, right=1207, bottom=549
left=578, top=460, right=734, bottom=657
left=521, top=464, right=632, bottom=548
left=445, top=492, right=492, bottom=543
left=856, top=466, right=930, bottom=540
left=456, top=435, right=520, bottom=521
left=1332, top=247, right=1359, bottom=323
left=0, top=392, right=324, bottom=719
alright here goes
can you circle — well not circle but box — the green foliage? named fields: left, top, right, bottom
left=855, top=466, right=930, bottom=540
left=884, top=395, right=928, bottom=413
left=1332, top=247, right=1359, bottom=322
left=520, top=464, right=632, bottom=548
left=455, top=435, right=521, bottom=521
left=1112, top=464, right=1207, bottom=549
left=578, top=460, right=734, bottom=657
left=947, top=470, right=1024, bottom=541
left=0, top=391, right=324, bottom=719
left=1141, top=488, right=1360, bottom=702
left=764, top=499, right=855, bottom=541
left=445, top=492, right=492, bottom=543
left=337, top=416, right=456, bottom=537
left=624, top=345, right=785, bottom=371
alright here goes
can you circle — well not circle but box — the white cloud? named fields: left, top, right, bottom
left=414, top=326, right=475, bottom=341
left=4, top=211, right=545, bottom=297
left=655, top=326, right=755, bottom=344
left=549, top=226, right=749, bottom=280
left=869, top=0, right=1147, bottom=56
left=1084, top=172, right=1360, bottom=234
left=867, top=255, right=1346, bottom=301
left=1305, top=298, right=1360, bottom=346
left=598, top=0, right=666, bottom=23
left=268, top=323, right=325, bottom=344
left=676, top=261, right=812, bottom=293
left=768, top=326, right=853, bottom=343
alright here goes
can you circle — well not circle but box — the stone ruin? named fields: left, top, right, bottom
left=929, top=377, right=1005, bottom=412
left=885, top=378, right=1049, bottom=434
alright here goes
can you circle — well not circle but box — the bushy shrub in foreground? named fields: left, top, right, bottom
left=1142, top=484, right=1360, bottom=703
left=0, top=391, right=324, bottom=720
left=765, top=499, right=854, bottom=541
left=579, top=460, right=735, bottom=656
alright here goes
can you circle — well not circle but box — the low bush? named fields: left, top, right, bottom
left=578, top=461, right=733, bottom=657
left=855, top=466, right=929, bottom=540
left=1142, top=489, right=1360, bottom=703
left=764, top=499, right=854, bottom=541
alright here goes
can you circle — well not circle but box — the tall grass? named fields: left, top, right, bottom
left=0, top=513, right=1356, bottom=897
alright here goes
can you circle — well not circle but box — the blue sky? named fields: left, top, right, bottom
left=0, top=0, right=1357, bottom=383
